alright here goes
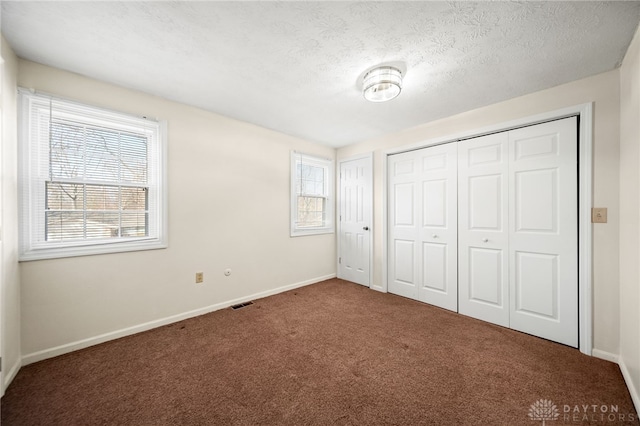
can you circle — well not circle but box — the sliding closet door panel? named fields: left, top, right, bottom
left=458, top=133, right=509, bottom=327
left=508, top=117, right=578, bottom=347
left=417, top=143, right=458, bottom=311
left=388, top=143, right=458, bottom=311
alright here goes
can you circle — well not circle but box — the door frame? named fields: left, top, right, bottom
left=382, top=103, right=593, bottom=356
left=337, top=152, right=374, bottom=287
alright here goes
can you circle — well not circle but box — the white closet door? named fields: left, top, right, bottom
left=458, top=133, right=510, bottom=327
left=388, top=143, right=458, bottom=311
left=417, top=143, right=458, bottom=311
left=388, top=150, right=420, bottom=300
left=508, top=117, right=578, bottom=347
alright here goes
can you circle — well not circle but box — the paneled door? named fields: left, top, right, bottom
left=387, top=117, right=578, bottom=346
left=338, top=156, right=372, bottom=286
left=458, top=132, right=510, bottom=327
left=388, top=143, right=458, bottom=311
left=508, top=117, right=578, bottom=347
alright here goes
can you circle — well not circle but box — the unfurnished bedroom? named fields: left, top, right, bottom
left=0, top=2, right=639, bottom=425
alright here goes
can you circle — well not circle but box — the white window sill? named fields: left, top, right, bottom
left=290, top=228, right=334, bottom=237
left=19, top=239, right=168, bottom=261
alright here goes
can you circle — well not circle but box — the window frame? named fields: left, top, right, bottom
left=17, top=89, right=168, bottom=261
left=290, top=151, right=334, bottom=237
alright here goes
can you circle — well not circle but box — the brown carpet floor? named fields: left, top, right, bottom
left=2, top=279, right=637, bottom=425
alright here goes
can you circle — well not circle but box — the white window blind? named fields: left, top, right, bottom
left=18, top=89, right=167, bottom=260
left=290, top=152, right=334, bottom=236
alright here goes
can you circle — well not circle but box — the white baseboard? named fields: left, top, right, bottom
left=619, top=356, right=640, bottom=415
left=22, top=274, right=335, bottom=366
left=3, top=356, right=21, bottom=394
left=592, top=349, right=639, bottom=414
left=592, top=348, right=619, bottom=363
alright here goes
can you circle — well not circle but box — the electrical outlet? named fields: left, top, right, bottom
left=195, top=272, right=204, bottom=283
left=592, top=208, right=608, bottom=224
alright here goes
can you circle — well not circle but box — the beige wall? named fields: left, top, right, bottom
left=17, top=60, right=336, bottom=360
left=619, top=24, right=640, bottom=408
left=1, top=36, right=21, bottom=393
left=338, top=70, right=621, bottom=356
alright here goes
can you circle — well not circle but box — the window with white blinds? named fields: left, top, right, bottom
left=18, top=89, right=167, bottom=260
left=290, top=152, right=334, bottom=236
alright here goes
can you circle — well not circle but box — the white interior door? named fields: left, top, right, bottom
left=338, top=156, right=372, bottom=286
left=458, top=133, right=510, bottom=327
left=508, top=117, right=578, bottom=347
left=388, top=144, right=458, bottom=311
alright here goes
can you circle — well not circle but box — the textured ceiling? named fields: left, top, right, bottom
left=2, top=1, right=640, bottom=147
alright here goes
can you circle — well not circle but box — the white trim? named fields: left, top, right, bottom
left=382, top=103, right=593, bottom=355
left=619, top=356, right=640, bottom=414
left=290, top=151, right=335, bottom=237
left=592, top=349, right=640, bottom=413
left=19, top=238, right=168, bottom=261
left=382, top=104, right=588, bottom=156
left=17, top=89, right=169, bottom=261
left=377, top=151, right=387, bottom=293
left=2, top=356, right=21, bottom=393
left=592, top=348, right=619, bottom=363
left=578, top=103, right=594, bottom=356
left=337, top=152, right=374, bottom=287
left=21, top=273, right=335, bottom=365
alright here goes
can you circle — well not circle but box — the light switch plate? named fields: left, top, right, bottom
left=592, top=208, right=607, bottom=223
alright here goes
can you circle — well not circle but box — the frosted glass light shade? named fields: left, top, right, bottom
left=363, top=66, right=402, bottom=102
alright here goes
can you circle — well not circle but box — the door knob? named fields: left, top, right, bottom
left=482, top=238, right=489, bottom=243
left=432, top=234, right=438, bottom=238
left=363, top=226, right=369, bottom=231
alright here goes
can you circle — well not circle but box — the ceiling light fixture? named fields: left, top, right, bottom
left=363, top=66, right=403, bottom=102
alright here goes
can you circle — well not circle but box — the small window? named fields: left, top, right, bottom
left=290, top=152, right=334, bottom=236
left=18, top=90, right=167, bottom=260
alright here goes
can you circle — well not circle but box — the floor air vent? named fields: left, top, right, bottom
left=231, top=301, right=254, bottom=310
